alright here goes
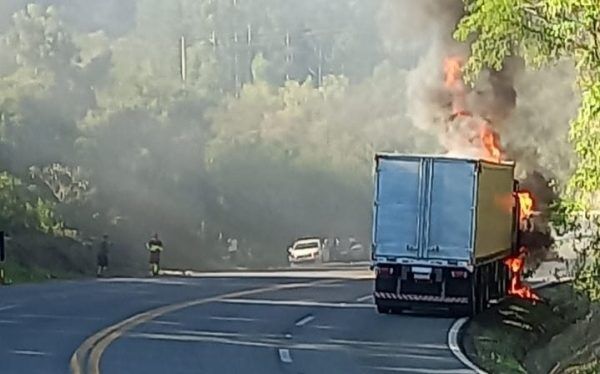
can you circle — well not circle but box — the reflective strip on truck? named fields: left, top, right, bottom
left=374, top=292, right=468, bottom=304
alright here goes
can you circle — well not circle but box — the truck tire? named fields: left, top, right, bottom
left=449, top=305, right=469, bottom=317
left=468, top=271, right=480, bottom=317
left=490, top=261, right=502, bottom=300
left=479, top=264, right=493, bottom=313
left=482, top=265, right=490, bottom=311
left=500, top=263, right=509, bottom=298
left=478, top=280, right=487, bottom=313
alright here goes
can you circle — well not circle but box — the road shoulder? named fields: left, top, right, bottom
left=458, top=281, right=599, bottom=373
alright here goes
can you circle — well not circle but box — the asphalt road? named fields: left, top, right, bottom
left=0, top=269, right=473, bottom=374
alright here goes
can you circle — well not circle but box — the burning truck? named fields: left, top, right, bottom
left=368, top=52, right=549, bottom=315
left=371, top=153, right=538, bottom=315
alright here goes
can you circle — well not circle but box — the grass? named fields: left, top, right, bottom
left=564, top=360, right=600, bottom=374
left=1, top=260, right=48, bottom=284
left=463, top=283, right=598, bottom=374
left=1, top=259, right=86, bottom=284
left=0, top=231, right=97, bottom=285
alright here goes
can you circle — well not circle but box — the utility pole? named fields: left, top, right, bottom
left=285, top=31, right=291, bottom=81
left=247, top=23, right=253, bottom=83
left=317, top=45, right=323, bottom=87
left=232, top=0, right=240, bottom=96
left=180, top=35, right=187, bottom=82
left=233, top=31, right=240, bottom=96
left=210, top=0, right=218, bottom=53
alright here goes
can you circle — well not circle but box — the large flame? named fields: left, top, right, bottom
left=516, top=190, right=535, bottom=231
left=442, top=57, right=504, bottom=162
left=504, top=247, right=540, bottom=301
left=517, top=191, right=534, bottom=220
left=481, top=125, right=502, bottom=161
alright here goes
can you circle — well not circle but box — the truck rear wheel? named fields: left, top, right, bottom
left=500, top=262, right=509, bottom=298
left=468, top=270, right=481, bottom=317
left=477, top=280, right=487, bottom=313
left=449, top=304, right=470, bottom=317
left=478, top=266, right=491, bottom=313
left=482, top=265, right=491, bottom=311
left=490, top=261, right=501, bottom=300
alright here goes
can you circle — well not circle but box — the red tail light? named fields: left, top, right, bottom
left=451, top=270, right=467, bottom=278
left=376, top=266, right=393, bottom=275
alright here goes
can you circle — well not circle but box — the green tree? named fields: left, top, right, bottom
left=454, top=0, right=600, bottom=300
left=0, top=1, right=449, bottom=270
left=0, top=172, right=60, bottom=234
left=0, top=4, right=109, bottom=170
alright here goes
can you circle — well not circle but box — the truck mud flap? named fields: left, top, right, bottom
left=374, top=292, right=468, bottom=304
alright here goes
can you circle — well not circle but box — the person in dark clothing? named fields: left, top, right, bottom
left=97, top=234, right=111, bottom=277
left=146, top=233, right=164, bottom=276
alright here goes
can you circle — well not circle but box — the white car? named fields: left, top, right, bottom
left=288, top=238, right=323, bottom=264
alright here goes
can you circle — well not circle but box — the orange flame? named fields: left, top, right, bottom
left=504, top=248, right=540, bottom=301
left=443, top=57, right=468, bottom=116
left=442, top=57, right=505, bottom=162
left=517, top=191, right=534, bottom=220
left=481, top=125, right=502, bottom=162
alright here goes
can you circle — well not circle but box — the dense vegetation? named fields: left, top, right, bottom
left=0, top=0, right=588, bottom=273
left=0, top=0, right=424, bottom=269
left=455, top=0, right=600, bottom=301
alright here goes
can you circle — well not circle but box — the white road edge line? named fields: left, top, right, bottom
left=356, top=294, right=373, bottom=303
left=278, top=348, right=293, bottom=363
left=447, top=277, right=575, bottom=374
left=447, top=318, right=485, bottom=374
left=295, top=314, right=315, bottom=327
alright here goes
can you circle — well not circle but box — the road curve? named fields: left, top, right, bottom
left=0, top=269, right=474, bottom=374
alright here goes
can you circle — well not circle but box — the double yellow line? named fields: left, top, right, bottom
left=70, top=279, right=335, bottom=374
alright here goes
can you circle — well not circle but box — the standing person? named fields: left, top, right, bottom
left=97, top=234, right=111, bottom=277
left=227, top=238, right=238, bottom=266
left=146, top=233, right=164, bottom=276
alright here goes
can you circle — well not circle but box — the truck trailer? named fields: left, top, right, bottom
left=371, top=153, right=523, bottom=316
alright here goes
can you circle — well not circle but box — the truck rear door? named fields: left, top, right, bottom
left=424, top=159, right=476, bottom=262
left=373, top=156, right=423, bottom=259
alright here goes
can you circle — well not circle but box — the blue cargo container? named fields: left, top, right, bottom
left=372, top=153, right=521, bottom=315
